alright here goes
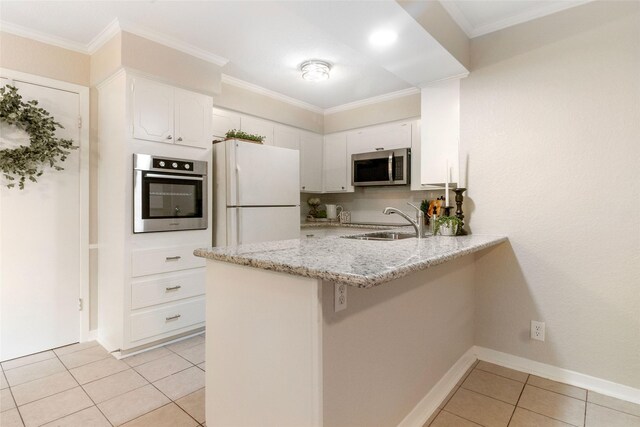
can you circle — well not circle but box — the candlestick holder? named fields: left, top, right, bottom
left=453, top=188, right=467, bottom=235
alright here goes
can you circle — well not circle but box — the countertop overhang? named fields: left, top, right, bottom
left=195, top=232, right=507, bottom=288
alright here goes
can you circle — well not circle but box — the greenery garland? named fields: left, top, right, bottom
left=0, top=85, right=76, bottom=189
left=225, top=129, right=265, bottom=143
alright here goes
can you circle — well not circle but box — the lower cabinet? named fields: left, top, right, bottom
left=130, top=297, right=205, bottom=342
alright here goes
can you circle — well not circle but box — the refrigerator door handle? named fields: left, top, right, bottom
left=237, top=208, right=241, bottom=245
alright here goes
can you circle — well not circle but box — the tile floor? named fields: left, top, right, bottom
left=425, top=360, right=640, bottom=427
left=2, top=338, right=639, bottom=427
left=0, top=334, right=206, bottom=427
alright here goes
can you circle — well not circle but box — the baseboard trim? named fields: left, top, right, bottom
left=472, top=346, right=640, bottom=405
left=397, top=347, right=477, bottom=427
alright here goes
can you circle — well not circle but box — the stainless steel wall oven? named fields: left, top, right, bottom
left=133, top=153, right=208, bottom=233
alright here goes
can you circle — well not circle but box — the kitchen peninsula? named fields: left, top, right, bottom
left=195, top=231, right=506, bottom=427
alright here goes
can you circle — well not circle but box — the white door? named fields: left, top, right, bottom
left=132, top=78, right=174, bottom=143
left=1, top=81, right=82, bottom=360
left=227, top=207, right=300, bottom=245
left=175, top=88, right=212, bottom=149
left=227, top=141, right=299, bottom=206
left=323, top=134, right=348, bottom=192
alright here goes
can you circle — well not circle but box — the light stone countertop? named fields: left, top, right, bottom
left=194, top=231, right=507, bottom=288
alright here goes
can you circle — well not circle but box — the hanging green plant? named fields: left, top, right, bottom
left=0, top=85, right=77, bottom=189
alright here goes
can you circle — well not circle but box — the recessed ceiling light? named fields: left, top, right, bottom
left=300, top=60, right=331, bottom=82
left=369, top=29, right=397, bottom=47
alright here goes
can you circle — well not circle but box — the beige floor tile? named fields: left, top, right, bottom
left=1, top=370, right=8, bottom=390
left=587, top=391, right=640, bottom=417
left=4, top=358, right=66, bottom=387
left=422, top=409, right=440, bottom=427
left=134, top=353, right=192, bottom=383
left=11, top=371, right=78, bottom=406
left=1, top=388, right=16, bottom=411
left=121, top=403, right=198, bottom=427
left=18, top=387, right=93, bottom=427
left=153, top=367, right=205, bottom=400
left=518, top=385, right=585, bottom=426
left=0, top=408, right=24, bottom=427
left=69, top=357, right=129, bottom=385
left=527, top=376, right=586, bottom=400
left=430, top=410, right=482, bottom=426
left=82, top=369, right=148, bottom=403
left=462, top=370, right=524, bottom=405
left=444, top=388, right=514, bottom=427
left=509, top=407, right=573, bottom=426
left=456, top=363, right=477, bottom=387
left=197, top=362, right=205, bottom=371
left=585, top=402, right=640, bottom=427
left=41, top=406, right=111, bottom=427
left=476, top=361, right=529, bottom=383
left=1, top=351, right=56, bottom=371
left=98, top=384, right=170, bottom=426
left=124, top=347, right=173, bottom=368
left=166, top=335, right=205, bottom=354
left=59, top=345, right=111, bottom=370
left=439, top=386, right=459, bottom=410
left=53, top=341, right=100, bottom=357
left=176, top=343, right=205, bottom=365
left=176, top=388, right=205, bottom=423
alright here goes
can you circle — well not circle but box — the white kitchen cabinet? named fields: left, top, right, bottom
left=323, top=133, right=350, bottom=192
left=300, top=132, right=323, bottom=192
left=212, top=107, right=241, bottom=139
left=274, top=125, right=300, bottom=150
left=420, top=79, right=460, bottom=186
left=132, top=77, right=212, bottom=149
left=346, top=121, right=412, bottom=155
left=241, top=116, right=274, bottom=146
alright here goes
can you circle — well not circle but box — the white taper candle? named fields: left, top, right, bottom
left=445, top=160, right=450, bottom=207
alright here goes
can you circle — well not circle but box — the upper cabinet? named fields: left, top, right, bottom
left=347, top=121, right=412, bottom=155
left=212, top=107, right=241, bottom=139
left=274, top=126, right=300, bottom=151
left=132, top=77, right=212, bottom=149
left=419, top=79, right=460, bottom=187
left=300, top=132, right=322, bottom=192
left=323, top=133, right=349, bottom=193
left=241, top=116, right=274, bottom=146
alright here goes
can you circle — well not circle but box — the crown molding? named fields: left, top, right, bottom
left=0, top=21, right=88, bottom=54
left=221, top=74, right=325, bottom=114
left=323, top=87, right=420, bottom=115
left=87, top=18, right=121, bottom=54
left=117, top=20, right=228, bottom=66
left=440, top=0, right=593, bottom=39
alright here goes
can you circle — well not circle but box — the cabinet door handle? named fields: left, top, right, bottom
left=306, top=234, right=314, bottom=238
left=375, top=147, right=384, bottom=151
left=302, top=186, right=306, bottom=189
left=165, top=256, right=181, bottom=261
left=165, top=285, right=182, bottom=291
left=341, top=186, right=345, bottom=190
left=166, top=314, right=181, bottom=321
left=167, top=135, right=173, bottom=140
left=177, top=137, right=183, bottom=142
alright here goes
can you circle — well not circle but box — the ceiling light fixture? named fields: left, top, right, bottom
left=300, top=60, right=331, bottom=82
left=369, top=29, right=398, bottom=47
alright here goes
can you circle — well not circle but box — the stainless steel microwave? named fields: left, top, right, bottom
left=133, top=153, right=208, bottom=233
left=352, top=148, right=410, bottom=186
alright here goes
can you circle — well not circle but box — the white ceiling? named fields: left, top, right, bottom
left=0, top=1, right=589, bottom=110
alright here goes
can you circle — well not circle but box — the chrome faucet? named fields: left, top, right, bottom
left=383, top=203, right=425, bottom=238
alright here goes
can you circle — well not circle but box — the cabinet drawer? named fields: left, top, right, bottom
left=130, top=297, right=205, bottom=342
left=131, top=244, right=206, bottom=277
left=131, top=270, right=205, bottom=310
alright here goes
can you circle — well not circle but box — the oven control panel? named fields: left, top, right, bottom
left=153, top=158, right=194, bottom=171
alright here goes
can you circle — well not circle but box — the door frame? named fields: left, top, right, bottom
left=0, top=68, right=91, bottom=343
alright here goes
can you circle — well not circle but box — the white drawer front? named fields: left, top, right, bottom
left=131, top=244, right=206, bottom=277
left=130, top=297, right=205, bottom=342
left=131, top=270, right=205, bottom=310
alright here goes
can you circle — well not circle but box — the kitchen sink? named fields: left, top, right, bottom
left=341, top=231, right=416, bottom=241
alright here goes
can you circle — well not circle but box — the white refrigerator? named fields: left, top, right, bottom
left=213, top=139, right=300, bottom=246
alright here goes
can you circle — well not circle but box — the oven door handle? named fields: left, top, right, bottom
left=144, top=173, right=203, bottom=181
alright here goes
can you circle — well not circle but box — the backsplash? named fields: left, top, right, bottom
left=301, top=187, right=443, bottom=224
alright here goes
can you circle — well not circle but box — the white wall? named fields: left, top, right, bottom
left=462, top=1, right=640, bottom=388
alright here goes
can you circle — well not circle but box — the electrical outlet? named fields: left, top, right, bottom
left=531, top=320, right=545, bottom=341
left=335, top=283, right=347, bottom=312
